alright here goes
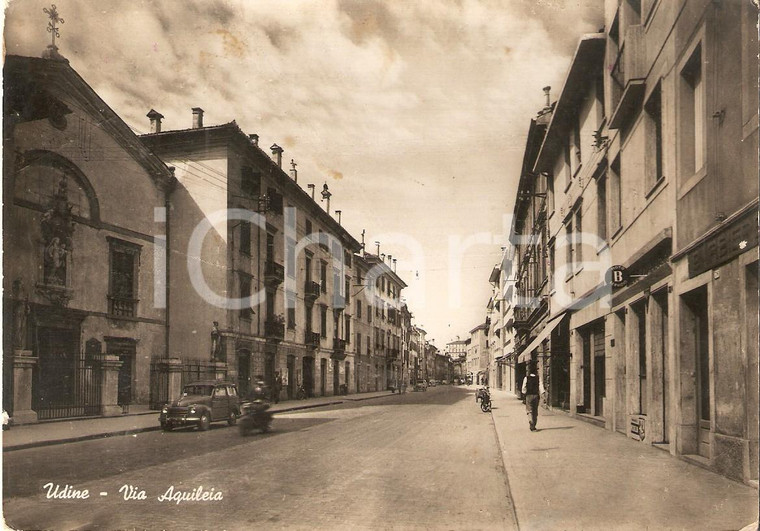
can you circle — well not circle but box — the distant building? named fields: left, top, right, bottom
left=467, top=322, right=489, bottom=385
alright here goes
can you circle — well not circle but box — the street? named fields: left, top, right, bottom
left=3, top=386, right=517, bottom=530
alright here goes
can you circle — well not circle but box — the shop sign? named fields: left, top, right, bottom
left=606, top=265, right=629, bottom=288
left=688, top=211, right=758, bottom=277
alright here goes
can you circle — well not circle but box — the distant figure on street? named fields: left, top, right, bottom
left=273, top=372, right=282, bottom=404
left=521, top=362, right=546, bottom=431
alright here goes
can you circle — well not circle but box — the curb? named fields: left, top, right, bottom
left=5, top=425, right=163, bottom=452
left=3, top=393, right=395, bottom=452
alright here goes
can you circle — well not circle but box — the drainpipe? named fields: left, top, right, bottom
left=164, top=169, right=178, bottom=359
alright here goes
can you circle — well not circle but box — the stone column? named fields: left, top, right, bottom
left=163, top=358, right=183, bottom=403
left=211, top=361, right=228, bottom=381
left=94, top=354, right=123, bottom=417
left=11, top=351, right=38, bottom=424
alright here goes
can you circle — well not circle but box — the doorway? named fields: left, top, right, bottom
left=593, top=323, right=605, bottom=416
left=106, top=338, right=136, bottom=407
left=682, top=287, right=710, bottom=458
left=652, top=289, right=670, bottom=443
left=632, top=299, right=648, bottom=415
left=303, top=356, right=315, bottom=398
left=320, top=358, right=327, bottom=396
left=287, top=355, right=295, bottom=399
left=333, top=360, right=340, bottom=395
left=237, top=350, right=251, bottom=398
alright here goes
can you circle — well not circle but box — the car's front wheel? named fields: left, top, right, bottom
left=227, top=410, right=237, bottom=426
left=198, top=412, right=211, bottom=431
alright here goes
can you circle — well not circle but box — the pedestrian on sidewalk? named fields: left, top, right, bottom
left=521, top=362, right=546, bottom=431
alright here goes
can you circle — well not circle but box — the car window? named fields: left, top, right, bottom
left=213, top=386, right=228, bottom=398
left=227, top=386, right=237, bottom=397
left=183, top=385, right=213, bottom=396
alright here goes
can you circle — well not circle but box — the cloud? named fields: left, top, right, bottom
left=3, top=0, right=604, bottom=343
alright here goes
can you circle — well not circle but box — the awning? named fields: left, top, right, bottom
left=517, top=312, right=568, bottom=363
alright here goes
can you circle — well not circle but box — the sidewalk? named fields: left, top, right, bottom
left=1, top=390, right=396, bottom=452
left=488, top=389, right=759, bottom=531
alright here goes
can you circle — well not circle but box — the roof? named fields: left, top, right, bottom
left=5, top=55, right=174, bottom=189
left=358, top=252, right=408, bottom=289
left=533, top=33, right=606, bottom=173
left=469, top=322, right=489, bottom=334
left=141, top=121, right=360, bottom=251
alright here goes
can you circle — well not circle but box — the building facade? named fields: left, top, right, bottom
left=3, top=54, right=173, bottom=421
left=508, top=0, right=758, bottom=486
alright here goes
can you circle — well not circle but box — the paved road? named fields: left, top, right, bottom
left=3, top=386, right=516, bottom=530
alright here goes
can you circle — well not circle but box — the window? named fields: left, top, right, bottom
left=366, top=335, right=371, bottom=355
left=645, top=82, right=663, bottom=191
left=241, top=167, right=261, bottom=197
left=356, top=300, right=362, bottom=319
left=368, top=306, right=373, bottom=323
left=305, top=305, right=313, bottom=334
left=571, top=115, right=582, bottom=175
left=344, top=250, right=352, bottom=268
left=565, top=221, right=573, bottom=273
left=305, top=219, right=312, bottom=239
left=266, top=232, right=275, bottom=262
left=267, top=187, right=283, bottom=215
left=345, top=315, right=351, bottom=340
left=305, top=253, right=313, bottom=284
left=286, top=237, right=296, bottom=278
left=597, top=173, right=608, bottom=241
left=547, top=172, right=555, bottom=214
left=679, top=43, right=705, bottom=183
left=287, top=294, right=296, bottom=329
left=610, top=155, right=622, bottom=234
left=345, top=278, right=351, bottom=304
left=575, top=207, right=583, bottom=266
left=320, top=306, right=327, bottom=338
left=548, top=241, right=556, bottom=291
left=266, top=288, right=275, bottom=321
left=356, top=333, right=361, bottom=353
left=108, top=238, right=141, bottom=317
left=239, top=274, right=252, bottom=321
left=320, top=260, right=328, bottom=293
left=240, top=222, right=251, bottom=255
left=564, top=137, right=573, bottom=189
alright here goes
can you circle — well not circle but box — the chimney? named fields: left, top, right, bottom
left=542, top=86, right=551, bottom=110
left=249, top=134, right=259, bottom=146
left=147, top=109, right=164, bottom=133
left=270, top=144, right=283, bottom=167
left=289, top=159, right=298, bottom=182
left=192, top=107, right=204, bottom=129
left=388, top=254, right=392, bottom=265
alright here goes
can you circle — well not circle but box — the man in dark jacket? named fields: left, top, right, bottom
left=521, top=362, right=546, bottom=431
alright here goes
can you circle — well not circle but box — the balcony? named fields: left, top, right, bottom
left=514, top=307, right=531, bottom=329
left=264, top=260, right=285, bottom=285
left=264, top=319, right=285, bottom=340
left=610, top=24, right=646, bottom=129
left=305, top=331, right=321, bottom=349
left=332, top=337, right=347, bottom=360
left=304, top=280, right=321, bottom=303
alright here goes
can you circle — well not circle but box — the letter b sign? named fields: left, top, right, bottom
left=607, top=265, right=628, bottom=288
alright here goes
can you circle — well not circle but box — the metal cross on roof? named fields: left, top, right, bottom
left=43, top=4, right=65, bottom=49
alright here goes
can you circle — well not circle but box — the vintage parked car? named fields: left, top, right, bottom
left=413, top=381, right=427, bottom=392
left=159, top=381, right=240, bottom=431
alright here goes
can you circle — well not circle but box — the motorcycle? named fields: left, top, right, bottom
left=477, top=387, right=492, bottom=412
left=238, top=400, right=273, bottom=435
left=296, top=384, right=307, bottom=400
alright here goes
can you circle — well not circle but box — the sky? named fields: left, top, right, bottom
left=3, top=0, right=603, bottom=347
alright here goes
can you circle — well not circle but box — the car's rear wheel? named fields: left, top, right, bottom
left=227, top=410, right=237, bottom=426
left=198, top=412, right=211, bottom=431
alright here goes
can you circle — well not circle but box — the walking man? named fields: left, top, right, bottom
left=521, top=361, right=546, bottom=431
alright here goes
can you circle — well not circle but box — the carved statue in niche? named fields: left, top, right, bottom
left=40, top=175, right=74, bottom=287
left=211, top=321, right=221, bottom=361
left=11, top=279, right=30, bottom=351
